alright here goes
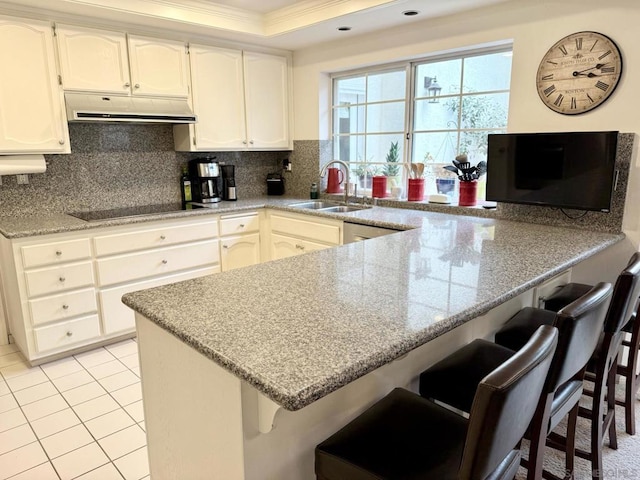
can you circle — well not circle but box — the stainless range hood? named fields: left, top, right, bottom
left=65, top=93, right=196, bottom=124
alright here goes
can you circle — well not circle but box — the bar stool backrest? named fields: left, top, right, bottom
left=546, top=282, right=612, bottom=393
left=604, top=252, right=640, bottom=334
left=459, top=325, right=558, bottom=480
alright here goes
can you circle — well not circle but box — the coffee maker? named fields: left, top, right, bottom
left=221, top=164, right=237, bottom=201
left=189, top=158, right=221, bottom=204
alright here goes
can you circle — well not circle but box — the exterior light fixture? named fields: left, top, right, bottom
left=424, top=76, right=442, bottom=102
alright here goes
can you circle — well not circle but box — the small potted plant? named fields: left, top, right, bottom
left=443, top=154, right=487, bottom=206
left=382, top=141, right=401, bottom=187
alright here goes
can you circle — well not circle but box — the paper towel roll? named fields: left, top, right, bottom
left=0, top=155, right=47, bottom=175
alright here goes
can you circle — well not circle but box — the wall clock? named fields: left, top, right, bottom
left=536, top=31, right=623, bottom=115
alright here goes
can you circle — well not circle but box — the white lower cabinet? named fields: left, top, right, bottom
left=219, top=212, right=261, bottom=271
left=0, top=215, right=221, bottom=364
left=267, top=210, right=342, bottom=260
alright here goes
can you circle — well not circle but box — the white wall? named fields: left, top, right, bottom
left=291, top=0, right=640, bottom=246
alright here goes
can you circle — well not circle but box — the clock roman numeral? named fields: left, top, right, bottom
left=595, top=80, right=609, bottom=91
left=601, top=66, right=615, bottom=73
left=598, top=50, right=612, bottom=60
left=587, top=93, right=595, bottom=103
left=590, top=39, right=599, bottom=52
left=553, top=94, right=564, bottom=107
left=558, top=45, right=568, bottom=56
left=546, top=60, right=558, bottom=65
left=570, top=97, right=577, bottom=109
left=575, top=37, right=583, bottom=50
left=541, top=74, right=554, bottom=80
left=543, top=85, right=556, bottom=97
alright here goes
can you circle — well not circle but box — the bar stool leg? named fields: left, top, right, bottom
left=565, top=403, right=578, bottom=480
left=590, top=371, right=605, bottom=480
left=527, top=396, right=553, bottom=480
left=607, top=361, right=618, bottom=450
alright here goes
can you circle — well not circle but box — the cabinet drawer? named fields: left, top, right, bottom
left=34, top=314, right=101, bottom=353
left=96, top=239, right=219, bottom=286
left=21, top=238, right=91, bottom=268
left=94, top=220, right=218, bottom=256
left=99, top=265, right=220, bottom=335
left=220, top=213, right=259, bottom=236
left=25, top=261, right=95, bottom=298
left=29, top=287, right=97, bottom=326
left=270, top=215, right=341, bottom=245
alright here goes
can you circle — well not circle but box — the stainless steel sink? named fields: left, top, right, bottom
left=289, top=201, right=342, bottom=209
left=320, top=205, right=371, bottom=213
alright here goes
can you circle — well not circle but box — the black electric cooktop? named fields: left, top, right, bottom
left=67, top=203, right=202, bottom=222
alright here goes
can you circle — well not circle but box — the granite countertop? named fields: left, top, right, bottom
left=119, top=205, right=624, bottom=411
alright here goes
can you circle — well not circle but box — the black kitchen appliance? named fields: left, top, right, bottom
left=221, top=164, right=237, bottom=201
left=267, top=173, right=285, bottom=195
left=189, top=158, right=221, bottom=204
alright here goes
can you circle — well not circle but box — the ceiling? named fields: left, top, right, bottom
left=0, top=0, right=514, bottom=50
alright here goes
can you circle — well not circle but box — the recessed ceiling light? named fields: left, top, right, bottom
left=337, top=26, right=352, bottom=31
left=403, top=10, right=420, bottom=16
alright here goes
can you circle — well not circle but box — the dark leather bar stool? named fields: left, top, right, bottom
left=315, top=325, right=558, bottom=480
left=419, top=282, right=612, bottom=480
left=493, top=253, right=640, bottom=479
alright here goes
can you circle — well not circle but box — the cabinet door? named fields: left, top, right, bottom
left=220, top=233, right=260, bottom=271
left=0, top=16, right=69, bottom=154
left=243, top=52, right=290, bottom=150
left=270, top=234, right=304, bottom=260
left=56, top=24, right=130, bottom=94
left=128, top=35, right=189, bottom=97
left=189, top=44, right=246, bottom=150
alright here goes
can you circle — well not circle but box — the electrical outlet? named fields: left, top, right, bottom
left=283, top=159, right=292, bottom=172
left=16, top=174, right=29, bottom=185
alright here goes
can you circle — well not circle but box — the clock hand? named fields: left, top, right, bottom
left=572, top=63, right=608, bottom=76
left=573, top=72, right=600, bottom=78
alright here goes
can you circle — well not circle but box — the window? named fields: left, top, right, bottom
left=331, top=47, right=512, bottom=200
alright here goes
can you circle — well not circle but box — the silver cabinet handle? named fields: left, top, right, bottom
left=242, top=140, right=247, bottom=145
left=161, top=259, right=168, bottom=265
left=249, top=140, right=254, bottom=145
left=239, top=224, right=245, bottom=228
left=66, top=331, right=73, bottom=337
left=295, top=244, right=305, bottom=250
left=55, top=250, right=62, bottom=256
left=59, top=276, right=66, bottom=282
left=134, top=83, right=140, bottom=89
left=124, top=82, right=131, bottom=88
left=59, top=139, right=65, bottom=145
left=223, top=245, right=229, bottom=249
left=160, top=235, right=166, bottom=240
left=62, top=304, right=69, bottom=310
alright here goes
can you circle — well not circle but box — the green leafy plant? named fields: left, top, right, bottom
left=382, top=141, right=400, bottom=177
left=443, top=154, right=487, bottom=182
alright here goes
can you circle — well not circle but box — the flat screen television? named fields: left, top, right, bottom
left=486, top=131, right=618, bottom=212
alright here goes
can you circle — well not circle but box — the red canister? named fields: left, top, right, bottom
left=407, top=179, right=425, bottom=201
left=372, top=176, right=387, bottom=198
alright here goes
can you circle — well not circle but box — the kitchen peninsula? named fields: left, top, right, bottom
left=121, top=204, right=624, bottom=480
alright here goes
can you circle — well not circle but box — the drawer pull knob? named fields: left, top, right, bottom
left=55, top=250, right=62, bottom=256
left=66, top=331, right=73, bottom=337
left=239, top=224, right=245, bottom=228
left=62, top=304, right=69, bottom=310
left=59, top=276, right=66, bottom=282
left=134, top=83, right=140, bottom=89
left=296, top=244, right=305, bottom=250
left=223, top=245, right=229, bottom=249
left=160, top=235, right=166, bottom=240
left=162, top=259, right=168, bottom=264
left=124, top=82, right=130, bottom=88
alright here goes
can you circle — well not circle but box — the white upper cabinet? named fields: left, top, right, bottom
left=127, top=35, right=189, bottom=98
left=55, top=24, right=130, bottom=95
left=55, top=26, right=189, bottom=98
left=0, top=16, right=69, bottom=154
left=189, top=45, right=246, bottom=150
left=243, top=52, right=290, bottom=150
left=175, top=45, right=291, bottom=151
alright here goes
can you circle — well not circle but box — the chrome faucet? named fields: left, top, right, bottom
left=319, top=160, right=352, bottom=205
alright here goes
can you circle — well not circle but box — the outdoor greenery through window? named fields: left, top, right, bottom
left=332, top=47, right=512, bottom=201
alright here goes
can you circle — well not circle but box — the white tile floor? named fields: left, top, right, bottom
left=0, top=340, right=149, bottom=480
